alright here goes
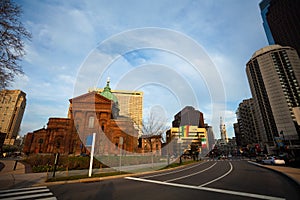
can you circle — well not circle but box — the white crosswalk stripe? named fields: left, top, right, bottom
left=0, top=186, right=56, bottom=200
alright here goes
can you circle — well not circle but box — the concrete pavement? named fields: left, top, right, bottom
left=0, top=159, right=47, bottom=190
left=265, top=165, right=300, bottom=185
left=248, top=160, right=300, bottom=185
left=0, top=158, right=169, bottom=189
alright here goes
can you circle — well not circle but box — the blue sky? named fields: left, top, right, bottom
left=12, top=0, right=267, bottom=139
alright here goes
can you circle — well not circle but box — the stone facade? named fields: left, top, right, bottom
left=23, top=91, right=139, bottom=155
left=23, top=118, right=79, bottom=155
left=138, top=135, right=162, bottom=155
left=89, top=88, right=143, bottom=130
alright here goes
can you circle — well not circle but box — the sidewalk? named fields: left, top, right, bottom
left=0, top=159, right=47, bottom=190
left=0, top=159, right=169, bottom=189
left=264, top=165, right=300, bottom=185
left=248, top=161, right=300, bottom=185
left=0, top=159, right=25, bottom=174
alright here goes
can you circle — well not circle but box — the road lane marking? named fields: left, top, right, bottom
left=142, top=161, right=208, bottom=179
left=198, top=161, right=233, bottom=187
left=165, top=162, right=217, bottom=182
left=125, top=176, right=285, bottom=200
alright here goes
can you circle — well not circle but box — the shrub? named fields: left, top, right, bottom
left=23, top=154, right=106, bottom=172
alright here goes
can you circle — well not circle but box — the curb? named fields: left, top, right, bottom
left=35, top=173, right=131, bottom=187
left=248, top=161, right=300, bottom=187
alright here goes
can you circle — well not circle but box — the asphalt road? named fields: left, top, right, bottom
left=49, top=160, right=300, bottom=200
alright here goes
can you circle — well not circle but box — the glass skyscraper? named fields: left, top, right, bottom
left=259, top=0, right=300, bottom=55
left=259, top=0, right=275, bottom=45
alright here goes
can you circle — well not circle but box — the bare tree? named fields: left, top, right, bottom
left=138, top=111, right=169, bottom=153
left=0, top=0, right=31, bottom=89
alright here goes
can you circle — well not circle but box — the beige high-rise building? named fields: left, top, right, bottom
left=89, top=88, right=143, bottom=128
left=0, top=90, right=26, bottom=145
left=246, top=45, right=300, bottom=146
left=220, top=117, right=228, bottom=144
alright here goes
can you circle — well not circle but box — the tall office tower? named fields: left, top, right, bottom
left=235, top=98, right=260, bottom=147
left=0, top=90, right=26, bottom=145
left=205, top=123, right=215, bottom=151
left=89, top=88, right=143, bottom=128
left=246, top=45, right=300, bottom=147
left=233, top=123, right=242, bottom=146
left=220, top=117, right=228, bottom=144
left=259, top=0, right=300, bottom=55
left=172, top=106, right=205, bottom=128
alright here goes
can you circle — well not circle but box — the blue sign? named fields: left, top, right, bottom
left=274, top=137, right=284, bottom=147
left=86, top=135, right=93, bottom=147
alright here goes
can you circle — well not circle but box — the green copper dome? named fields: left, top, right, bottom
left=100, top=78, right=118, bottom=103
left=100, top=78, right=120, bottom=119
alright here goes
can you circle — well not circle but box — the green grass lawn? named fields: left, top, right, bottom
left=46, top=159, right=199, bottom=182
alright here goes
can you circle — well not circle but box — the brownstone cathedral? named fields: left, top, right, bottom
left=23, top=80, right=143, bottom=155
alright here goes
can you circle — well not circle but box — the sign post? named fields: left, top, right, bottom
left=88, top=133, right=96, bottom=177
left=119, top=137, right=123, bottom=172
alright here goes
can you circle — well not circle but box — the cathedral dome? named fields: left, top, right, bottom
left=100, top=78, right=118, bottom=103
left=100, top=78, right=120, bottom=119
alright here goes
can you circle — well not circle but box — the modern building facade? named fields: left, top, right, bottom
left=246, top=45, right=300, bottom=150
left=235, top=98, right=260, bottom=147
left=233, top=123, right=242, bottom=147
left=0, top=90, right=26, bottom=145
left=166, top=106, right=211, bottom=157
left=172, top=106, right=205, bottom=128
left=259, top=0, right=300, bottom=55
left=166, top=126, right=208, bottom=156
left=205, top=123, right=215, bottom=151
left=259, top=0, right=275, bottom=45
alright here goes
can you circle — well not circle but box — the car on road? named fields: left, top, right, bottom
left=262, top=156, right=285, bottom=165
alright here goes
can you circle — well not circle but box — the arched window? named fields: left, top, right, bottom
left=101, top=123, right=105, bottom=131
left=88, top=116, right=94, bottom=128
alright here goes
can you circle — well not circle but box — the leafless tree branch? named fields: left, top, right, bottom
left=0, top=0, right=31, bottom=89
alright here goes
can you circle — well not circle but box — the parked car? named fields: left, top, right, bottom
left=255, top=155, right=264, bottom=163
left=262, top=156, right=285, bottom=165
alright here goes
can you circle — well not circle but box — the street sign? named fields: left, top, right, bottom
left=86, top=135, right=93, bottom=147
left=274, top=137, right=284, bottom=147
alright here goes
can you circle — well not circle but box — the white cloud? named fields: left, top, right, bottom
left=58, top=74, right=75, bottom=85
left=10, top=74, right=30, bottom=89
left=16, top=0, right=266, bottom=137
